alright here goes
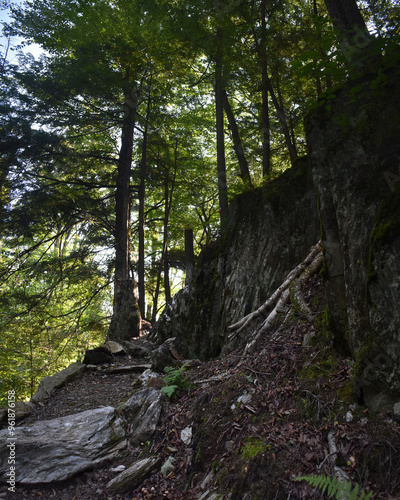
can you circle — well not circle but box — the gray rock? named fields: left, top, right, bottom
left=161, top=456, right=176, bottom=477
left=14, top=401, right=32, bottom=422
left=106, top=456, right=161, bottom=493
left=120, top=388, right=162, bottom=444
left=154, top=158, right=320, bottom=360
left=137, top=369, right=159, bottom=387
left=151, top=337, right=181, bottom=372
left=83, top=346, right=113, bottom=365
left=104, top=340, right=125, bottom=354
left=120, top=338, right=155, bottom=358
left=306, top=64, right=400, bottom=411
left=393, top=402, right=400, bottom=417
left=0, top=406, right=126, bottom=484
left=30, top=362, right=86, bottom=404
left=105, top=363, right=151, bottom=374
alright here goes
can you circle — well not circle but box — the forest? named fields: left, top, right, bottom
left=0, top=0, right=399, bottom=403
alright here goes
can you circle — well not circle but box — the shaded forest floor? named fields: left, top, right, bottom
left=5, top=275, right=400, bottom=500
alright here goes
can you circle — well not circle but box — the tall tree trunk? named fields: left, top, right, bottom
left=152, top=140, right=178, bottom=321
left=215, top=27, right=229, bottom=224
left=324, top=0, right=371, bottom=62
left=324, top=0, right=368, bottom=34
left=107, top=87, right=141, bottom=342
left=313, top=0, right=324, bottom=94
left=138, top=87, right=152, bottom=319
left=260, top=0, right=271, bottom=177
left=221, top=89, right=253, bottom=190
left=163, top=139, right=178, bottom=303
left=163, top=170, right=171, bottom=304
left=252, top=3, right=296, bottom=167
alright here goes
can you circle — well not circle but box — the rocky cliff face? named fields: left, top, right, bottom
left=156, top=55, right=400, bottom=412
left=306, top=56, right=400, bottom=411
left=155, top=158, right=320, bottom=360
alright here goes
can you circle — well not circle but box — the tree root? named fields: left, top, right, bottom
left=228, top=241, right=322, bottom=343
left=289, top=251, right=323, bottom=322
left=327, top=431, right=350, bottom=484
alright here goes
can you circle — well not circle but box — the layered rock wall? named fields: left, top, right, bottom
left=155, top=159, right=320, bottom=359
left=306, top=57, right=400, bottom=410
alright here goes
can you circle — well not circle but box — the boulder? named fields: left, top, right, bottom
left=120, top=337, right=155, bottom=358
left=106, top=456, right=161, bottom=493
left=137, top=369, right=160, bottom=387
left=30, top=362, right=86, bottom=404
left=13, top=401, right=32, bottom=422
left=104, top=340, right=125, bottom=355
left=0, top=406, right=126, bottom=484
left=151, top=337, right=181, bottom=372
left=120, top=388, right=162, bottom=444
left=82, top=346, right=113, bottom=365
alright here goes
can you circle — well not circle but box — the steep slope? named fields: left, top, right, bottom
left=7, top=273, right=400, bottom=499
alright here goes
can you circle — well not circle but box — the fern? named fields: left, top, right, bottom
left=161, top=363, right=191, bottom=399
left=160, top=384, right=180, bottom=398
left=296, top=474, right=373, bottom=500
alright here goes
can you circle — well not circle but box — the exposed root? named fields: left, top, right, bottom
left=289, top=251, right=323, bottom=322
left=228, top=241, right=322, bottom=360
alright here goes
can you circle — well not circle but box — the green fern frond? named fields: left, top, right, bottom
left=296, top=474, right=373, bottom=500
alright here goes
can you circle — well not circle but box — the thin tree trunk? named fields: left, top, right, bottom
left=215, top=27, right=229, bottom=223
left=138, top=86, right=152, bottom=318
left=260, top=0, right=271, bottom=177
left=163, top=139, right=178, bottom=303
left=266, top=74, right=297, bottom=164
left=252, top=10, right=297, bottom=166
left=221, top=89, right=253, bottom=189
left=152, top=256, right=162, bottom=324
left=153, top=140, right=179, bottom=318
left=163, top=170, right=171, bottom=304
left=313, top=0, right=323, bottom=95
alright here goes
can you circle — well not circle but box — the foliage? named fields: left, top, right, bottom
left=1, top=0, right=399, bottom=397
left=296, top=474, right=373, bottom=500
left=160, top=363, right=191, bottom=399
left=0, top=227, right=110, bottom=403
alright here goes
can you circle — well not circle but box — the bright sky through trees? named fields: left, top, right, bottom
left=1, top=0, right=43, bottom=62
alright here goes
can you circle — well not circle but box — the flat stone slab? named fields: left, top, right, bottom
left=106, top=456, right=161, bottom=493
left=0, top=406, right=126, bottom=484
left=30, top=362, right=86, bottom=404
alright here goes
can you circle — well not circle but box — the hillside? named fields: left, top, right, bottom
left=4, top=270, right=400, bottom=500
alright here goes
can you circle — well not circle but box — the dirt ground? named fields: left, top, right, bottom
left=3, top=275, right=400, bottom=499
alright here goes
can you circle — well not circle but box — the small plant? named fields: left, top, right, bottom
left=296, top=474, right=373, bottom=500
left=160, top=363, right=190, bottom=399
left=241, top=437, right=271, bottom=460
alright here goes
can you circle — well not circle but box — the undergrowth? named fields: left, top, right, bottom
left=296, top=474, right=373, bottom=499
left=160, top=362, right=191, bottom=399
